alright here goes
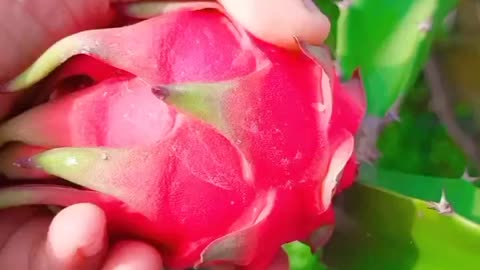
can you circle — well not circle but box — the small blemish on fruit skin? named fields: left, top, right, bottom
left=280, top=158, right=290, bottom=167
left=65, top=157, right=79, bottom=167
left=249, top=123, right=259, bottom=134
left=315, top=102, right=326, bottom=112
left=285, top=180, right=293, bottom=190
left=101, top=152, right=109, bottom=161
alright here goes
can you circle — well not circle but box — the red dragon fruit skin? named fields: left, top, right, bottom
left=0, top=5, right=366, bottom=270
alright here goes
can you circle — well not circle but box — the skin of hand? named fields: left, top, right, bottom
left=0, top=204, right=163, bottom=270
left=0, top=0, right=330, bottom=269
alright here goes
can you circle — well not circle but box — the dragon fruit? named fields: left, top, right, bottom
left=0, top=3, right=365, bottom=269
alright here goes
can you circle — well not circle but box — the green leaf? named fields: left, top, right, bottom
left=336, top=0, right=458, bottom=116
left=359, top=165, right=480, bottom=223
left=377, top=79, right=467, bottom=178
left=283, top=241, right=327, bottom=270
left=323, top=166, right=480, bottom=270
left=315, top=0, right=340, bottom=50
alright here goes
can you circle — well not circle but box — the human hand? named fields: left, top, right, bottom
left=1, top=2, right=163, bottom=268
left=0, top=1, right=331, bottom=269
left=0, top=204, right=163, bottom=270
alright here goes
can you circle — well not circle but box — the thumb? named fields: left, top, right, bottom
left=0, top=0, right=113, bottom=83
left=38, top=203, right=108, bottom=270
left=218, top=0, right=330, bottom=49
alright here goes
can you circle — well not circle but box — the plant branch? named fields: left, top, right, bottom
left=424, top=54, right=480, bottom=170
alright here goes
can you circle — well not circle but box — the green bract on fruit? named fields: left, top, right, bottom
left=0, top=3, right=365, bottom=269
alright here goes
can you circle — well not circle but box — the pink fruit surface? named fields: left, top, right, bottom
left=0, top=5, right=365, bottom=270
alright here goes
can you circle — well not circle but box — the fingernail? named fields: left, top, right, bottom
left=303, top=0, right=319, bottom=12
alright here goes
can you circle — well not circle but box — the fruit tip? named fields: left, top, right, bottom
left=28, top=147, right=100, bottom=181
left=151, top=85, right=171, bottom=100
left=12, top=157, right=41, bottom=169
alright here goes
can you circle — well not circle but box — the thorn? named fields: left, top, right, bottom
left=443, top=10, right=457, bottom=30
left=383, top=95, right=404, bottom=125
left=461, top=168, right=479, bottom=183
left=418, top=19, right=432, bottom=32
left=427, top=189, right=453, bottom=215
left=337, top=0, right=353, bottom=9
left=385, top=110, right=401, bottom=123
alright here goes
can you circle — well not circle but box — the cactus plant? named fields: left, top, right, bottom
left=323, top=165, right=480, bottom=270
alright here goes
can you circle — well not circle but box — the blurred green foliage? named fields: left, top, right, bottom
left=283, top=242, right=327, bottom=270
left=314, top=0, right=339, bottom=50
left=377, top=78, right=467, bottom=178
left=323, top=180, right=480, bottom=270
left=335, top=0, right=457, bottom=116
left=312, top=0, right=467, bottom=178
left=285, top=1, right=480, bottom=269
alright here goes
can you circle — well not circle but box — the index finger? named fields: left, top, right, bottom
left=219, top=0, right=331, bottom=48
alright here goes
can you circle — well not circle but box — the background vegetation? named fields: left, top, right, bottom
left=285, top=0, right=480, bottom=269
